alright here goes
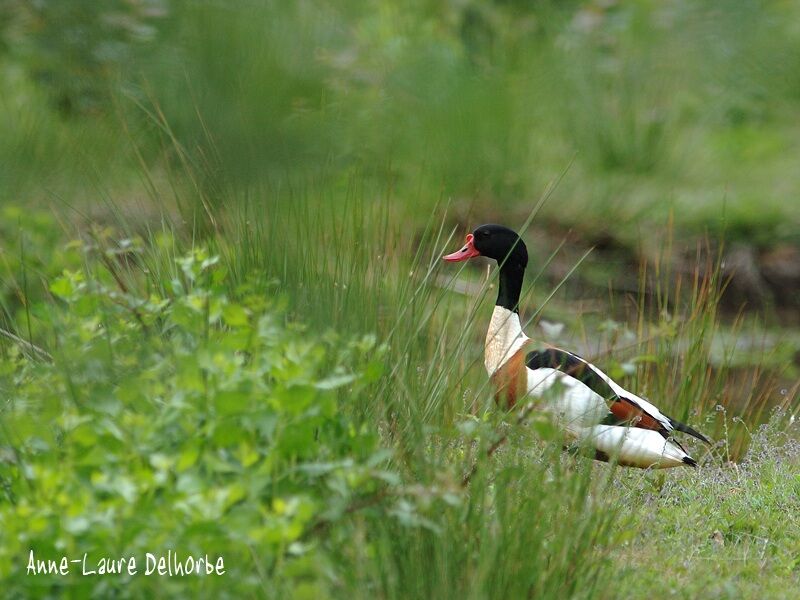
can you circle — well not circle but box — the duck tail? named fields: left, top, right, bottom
left=668, top=416, right=711, bottom=445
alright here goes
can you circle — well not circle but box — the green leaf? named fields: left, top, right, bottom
left=315, top=373, right=356, bottom=390
left=223, top=303, right=250, bottom=327
left=70, top=423, right=98, bottom=447
left=212, top=421, right=248, bottom=447
left=49, top=274, right=75, bottom=299
left=273, top=385, right=317, bottom=415
left=214, top=390, right=251, bottom=416
left=177, top=445, right=201, bottom=471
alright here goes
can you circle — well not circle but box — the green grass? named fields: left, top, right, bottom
left=1, top=1, right=800, bottom=597
left=0, top=182, right=797, bottom=598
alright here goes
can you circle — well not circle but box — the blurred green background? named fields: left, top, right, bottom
left=2, top=0, right=799, bottom=315
left=2, top=3, right=800, bottom=597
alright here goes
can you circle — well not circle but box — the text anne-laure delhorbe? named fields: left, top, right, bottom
left=26, top=550, right=225, bottom=577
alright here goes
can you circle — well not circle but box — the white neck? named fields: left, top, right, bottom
left=485, top=306, right=529, bottom=376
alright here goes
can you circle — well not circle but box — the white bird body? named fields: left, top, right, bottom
left=486, top=305, right=696, bottom=468
left=444, top=226, right=708, bottom=469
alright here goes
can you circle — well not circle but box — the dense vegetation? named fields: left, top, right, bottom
left=1, top=1, right=798, bottom=598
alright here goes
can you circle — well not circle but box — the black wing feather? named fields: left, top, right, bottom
left=525, top=348, right=615, bottom=399
left=666, top=416, right=711, bottom=445
left=526, top=347, right=711, bottom=444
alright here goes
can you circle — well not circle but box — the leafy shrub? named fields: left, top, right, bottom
left=0, top=245, right=401, bottom=597
left=0, top=215, right=628, bottom=598
left=0, top=206, right=82, bottom=333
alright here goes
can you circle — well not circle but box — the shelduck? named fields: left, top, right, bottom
left=443, top=224, right=709, bottom=468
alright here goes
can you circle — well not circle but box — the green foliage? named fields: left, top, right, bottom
left=0, top=206, right=82, bottom=334
left=2, top=0, right=167, bottom=115
left=0, top=244, right=402, bottom=597
left=3, top=1, right=800, bottom=243
left=0, top=1, right=799, bottom=597
left=0, top=197, right=797, bottom=596
left=0, top=225, right=637, bottom=598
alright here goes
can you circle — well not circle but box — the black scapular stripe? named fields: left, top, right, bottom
left=526, top=347, right=645, bottom=434
left=525, top=348, right=616, bottom=400
left=526, top=347, right=711, bottom=445
left=526, top=347, right=672, bottom=438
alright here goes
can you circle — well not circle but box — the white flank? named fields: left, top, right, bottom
left=484, top=306, right=528, bottom=376
left=525, top=366, right=688, bottom=469
left=480, top=307, right=692, bottom=468
left=582, top=426, right=688, bottom=468
left=525, top=367, right=608, bottom=428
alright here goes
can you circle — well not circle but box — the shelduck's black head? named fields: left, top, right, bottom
left=443, top=224, right=528, bottom=269
left=443, top=224, right=528, bottom=312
